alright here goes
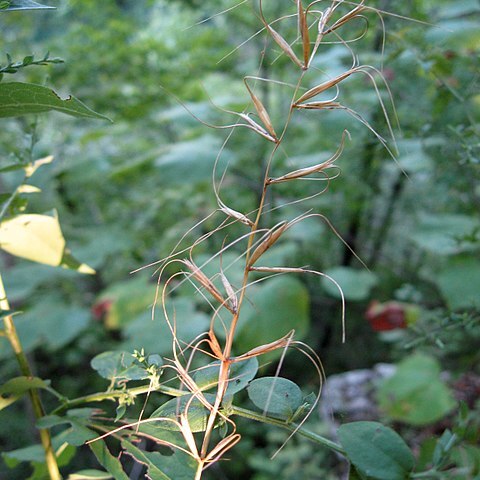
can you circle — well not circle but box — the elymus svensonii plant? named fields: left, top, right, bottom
left=87, top=1, right=403, bottom=478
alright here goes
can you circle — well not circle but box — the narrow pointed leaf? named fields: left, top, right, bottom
left=0, top=0, right=54, bottom=11
left=89, top=441, right=129, bottom=480
left=0, top=376, right=50, bottom=411
left=0, top=82, right=110, bottom=120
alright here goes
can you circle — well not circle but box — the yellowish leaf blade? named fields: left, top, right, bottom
left=0, top=213, right=65, bottom=266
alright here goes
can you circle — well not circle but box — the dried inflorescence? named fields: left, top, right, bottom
left=106, top=2, right=399, bottom=478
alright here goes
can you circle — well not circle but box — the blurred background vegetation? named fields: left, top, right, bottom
left=1, top=0, right=479, bottom=478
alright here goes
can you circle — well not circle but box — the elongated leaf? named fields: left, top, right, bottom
left=338, top=422, right=415, bottom=480
left=0, top=213, right=65, bottom=266
left=89, top=441, right=129, bottom=480
left=0, top=82, right=110, bottom=120
left=122, top=439, right=197, bottom=480
left=0, top=376, right=49, bottom=411
left=0, top=0, right=54, bottom=11
left=247, top=377, right=303, bottom=420
left=68, top=471, right=113, bottom=480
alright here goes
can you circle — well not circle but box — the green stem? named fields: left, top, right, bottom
left=51, top=384, right=185, bottom=415
left=0, top=273, right=62, bottom=480
left=230, top=405, right=346, bottom=455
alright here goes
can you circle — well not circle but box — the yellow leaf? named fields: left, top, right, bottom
left=0, top=214, right=65, bottom=266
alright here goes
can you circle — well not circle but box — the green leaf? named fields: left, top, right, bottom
left=193, top=357, right=258, bottom=396
left=0, top=376, right=50, bottom=410
left=0, top=82, right=110, bottom=120
left=235, top=276, right=310, bottom=354
left=122, top=439, right=197, bottom=480
left=321, top=267, right=378, bottom=301
left=121, top=297, right=210, bottom=356
left=0, top=213, right=65, bottom=266
left=90, top=351, right=148, bottom=383
left=408, top=214, right=479, bottom=256
left=377, top=353, right=457, bottom=426
left=61, top=249, right=96, bottom=275
left=0, top=0, right=54, bottom=11
left=89, top=441, right=129, bottom=480
left=247, top=377, right=303, bottom=420
left=338, top=422, right=415, bottom=480
left=0, top=301, right=91, bottom=355
left=68, top=471, right=113, bottom=480
left=96, top=274, right=158, bottom=329
left=37, top=411, right=97, bottom=446
left=435, top=255, right=480, bottom=310
left=150, top=393, right=216, bottom=433
left=154, top=135, right=232, bottom=186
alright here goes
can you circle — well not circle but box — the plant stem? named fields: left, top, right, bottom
left=51, top=383, right=185, bottom=415
left=0, top=273, right=62, bottom=480
left=230, top=405, right=346, bottom=455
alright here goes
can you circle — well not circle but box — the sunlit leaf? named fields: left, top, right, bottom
left=0, top=0, right=54, bottom=11
left=0, top=82, right=110, bottom=120
left=0, top=213, right=65, bottom=266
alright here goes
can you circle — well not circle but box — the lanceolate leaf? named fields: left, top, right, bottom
left=0, top=82, right=110, bottom=120
left=0, top=0, right=54, bottom=11
left=89, top=441, right=129, bottom=480
left=122, top=439, right=198, bottom=480
left=0, top=376, right=50, bottom=411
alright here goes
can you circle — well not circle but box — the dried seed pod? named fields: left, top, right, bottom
left=244, top=78, right=277, bottom=140
left=247, top=222, right=290, bottom=268
left=268, top=130, right=349, bottom=184
left=183, top=259, right=235, bottom=314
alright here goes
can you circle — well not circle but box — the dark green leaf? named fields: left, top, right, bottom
left=122, top=439, right=197, bottom=480
left=150, top=393, right=216, bottom=433
left=89, top=441, right=129, bottom=480
left=90, top=351, right=148, bottom=382
left=235, top=276, right=310, bottom=355
left=338, top=422, right=415, bottom=480
left=0, top=82, right=110, bottom=120
left=247, top=377, right=303, bottom=420
left=0, top=376, right=50, bottom=410
left=193, top=357, right=258, bottom=396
